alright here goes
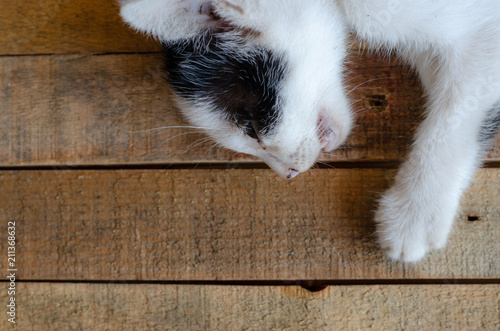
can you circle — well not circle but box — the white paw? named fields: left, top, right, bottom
left=214, top=0, right=247, bottom=19
left=214, top=0, right=265, bottom=29
left=375, top=186, right=454, bottom=263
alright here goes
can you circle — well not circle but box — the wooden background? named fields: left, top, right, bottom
left=0, top=1, right=498, bottom=329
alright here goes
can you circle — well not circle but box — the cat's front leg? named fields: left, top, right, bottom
left=375, top=53, right=500, bottom=262
left=375, top=151, right=472, bottom=262
left=213, top=0, right=279, bottom=29
left=120, top=0, right=222, bottom=41
left=213, top=0, right=330, bottom=34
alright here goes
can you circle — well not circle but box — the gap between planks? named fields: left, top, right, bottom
left=0, top=161, right=500, bottom=171
left=3, top=278, right=500, bottom=287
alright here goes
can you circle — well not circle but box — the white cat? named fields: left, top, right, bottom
left=120, top=0, right=500, bottom=262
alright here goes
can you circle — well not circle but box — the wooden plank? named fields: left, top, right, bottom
left=0, top=168, right=498, bottom=281
left=0, top=0, right=159, bottom=55
left=0, top=1, right=367, bottom=56
left=1, top=53, right=499, bottom=166
left=0, top=283, right=498, bottom=329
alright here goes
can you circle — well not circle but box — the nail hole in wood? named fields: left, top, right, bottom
left=300, top=281, right=328, bottom=293
left=467, top=215, right=480, bottom=222
left=364, top=95, right=388, bottom=112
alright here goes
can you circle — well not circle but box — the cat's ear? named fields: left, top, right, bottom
left=119, top=0, right=214, bottom=42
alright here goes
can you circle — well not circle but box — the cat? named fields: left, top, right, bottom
left=120, top=0, right=500, bottom=262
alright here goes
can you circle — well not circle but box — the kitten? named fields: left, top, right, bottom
left=120, top=0, right=500, bottom=262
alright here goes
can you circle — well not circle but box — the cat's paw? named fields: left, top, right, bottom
left=215, top=0, right=250, bottom=17
left=213, top=0, right=268, bottom=29
left=375, top=186, right=452, bottom=263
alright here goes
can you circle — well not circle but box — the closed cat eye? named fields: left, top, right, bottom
left=245, top=121, right=260, bottom=141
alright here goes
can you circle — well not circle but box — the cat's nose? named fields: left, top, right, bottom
left=286, top=168, right=300, bottom=179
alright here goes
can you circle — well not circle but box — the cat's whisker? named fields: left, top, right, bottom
left=346, top=77, right=394, bottom=95
left=147, top=131, right=208, bottom=155
left=190, top=140, right=226, bottom=170
left=203, top=141, right=220, bottom=156
left=182, top=137, right=216, bottom=155
left=118, top=125, right=206, bottom=134
left=316, top=161, right=337, bottom=170
left=197, top=141, right=223, bottom=164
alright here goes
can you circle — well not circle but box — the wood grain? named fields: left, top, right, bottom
left=1, top=53, right=498, bottom=166
left=0, top=0, right=159, bottom=55
left=0, top=169, right=498, bottom=281
left=0, top=283, right=498, bottom=330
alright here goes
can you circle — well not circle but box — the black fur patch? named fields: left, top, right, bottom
left=479, top=102, right=500, bottom=146
left=162, top=33, right=286, bottom=137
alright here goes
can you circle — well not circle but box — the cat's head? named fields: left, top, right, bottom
left=121, top=0, right=352, bottom=179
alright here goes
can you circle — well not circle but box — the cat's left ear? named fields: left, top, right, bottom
left=120, top=0, right=216, bottom=42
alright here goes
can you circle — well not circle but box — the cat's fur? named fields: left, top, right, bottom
left=120, top=0, right=500, bottom=262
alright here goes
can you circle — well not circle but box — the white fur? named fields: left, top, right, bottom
left=213, top=0, right=353, bottom=175
left=341, top=1, right=500, bottom=261
left=121, top=0, right=500, bottom=262
left=119, top=0, right=217, bottom=41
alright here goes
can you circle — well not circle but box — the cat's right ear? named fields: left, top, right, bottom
left=119, top=0, right=214, bottom=42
